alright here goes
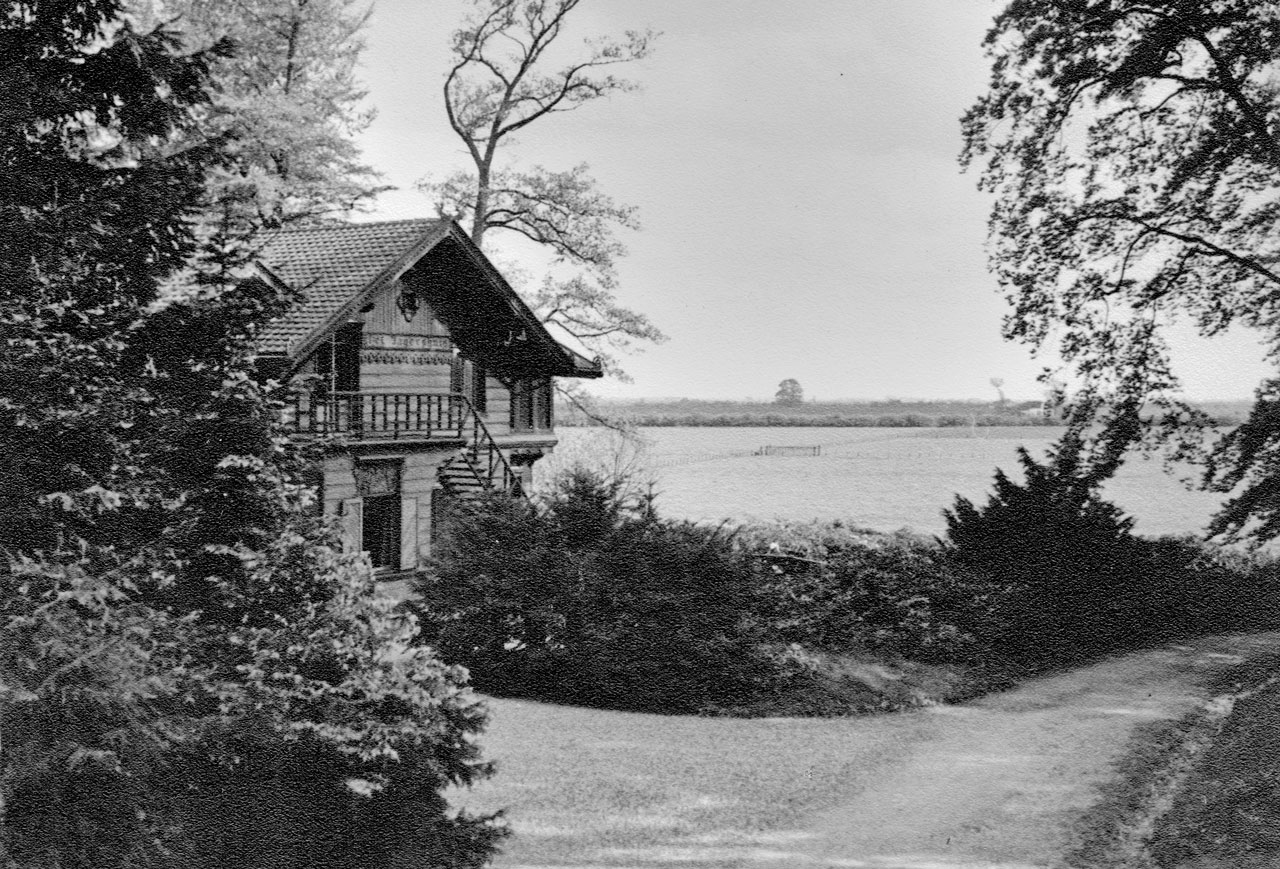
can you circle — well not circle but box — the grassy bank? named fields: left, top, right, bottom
left=1067, top=649, right=1280, bottom=868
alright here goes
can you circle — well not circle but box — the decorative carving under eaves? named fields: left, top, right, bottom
left=364, top=333, right=453, bottom=351
left=360, top=349, right=453, bottom=366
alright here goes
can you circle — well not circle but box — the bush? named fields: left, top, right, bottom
left=416, top=470, right=774, bottom=714
left=943, top=432, right=1280, bottom=671
left=741, top=521, right=1005, bottom=665
left=944, top=432, right=1141, bottom=667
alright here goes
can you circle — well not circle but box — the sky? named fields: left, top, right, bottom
left=352, top=0, right=1273, bottom=402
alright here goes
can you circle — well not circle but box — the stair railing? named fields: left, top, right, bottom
left=450, top=392, right=524, bottom=498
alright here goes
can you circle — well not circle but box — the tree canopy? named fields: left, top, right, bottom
left=961, top=0, right=1280, bottom=541
left=419, top=0, right=663, bottom=382
left=167, top=0, right=383, bottom=226
left=775, top=379, right=805, bottom=406
left=0, top=3, right=499, bottom=865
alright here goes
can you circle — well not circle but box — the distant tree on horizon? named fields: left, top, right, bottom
left=990, top=377, right=1007, bottom=408
left=775, top=379, right=804, bottom=406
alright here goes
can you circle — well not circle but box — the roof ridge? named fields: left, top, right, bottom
left=268, top=217, right=442, bottom=234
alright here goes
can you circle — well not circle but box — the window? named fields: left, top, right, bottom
left=510, top=378, right=533, bottom=432
left=535, top=377, right=553, bottom=429
left=450, top=356, right=486, bottom=413
left=317, top=322, right=362, bottom=393
left=355, top=460, right=402, bottom=569
left=511, top=377, right=552, bottom=432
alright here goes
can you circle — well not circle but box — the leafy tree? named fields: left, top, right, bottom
left=961, top=1, right=1280, bottom=539
left=0, top=3, right=499, bottom=865
left=166, top=0, right=383, bottom=226
left=775, top=378, right=804, bottom=406
left=418, top=0, right=664, bottom=381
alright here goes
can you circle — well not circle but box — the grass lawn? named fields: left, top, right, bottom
left=448, top=695, right=936, bottom=867
left=1146, top=676, right=1280, bottom=868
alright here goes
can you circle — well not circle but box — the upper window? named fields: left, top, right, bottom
left=510, top=376, right=552, bottom=432
left=317, top=322, right=362, bottom=393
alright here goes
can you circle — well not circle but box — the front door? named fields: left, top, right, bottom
left=355, top=459, right=401, bottom=569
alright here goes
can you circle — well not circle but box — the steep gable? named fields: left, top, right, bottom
left=256, top=218, right=449, bottom=356
left=253, top=218, right=600, bottom=378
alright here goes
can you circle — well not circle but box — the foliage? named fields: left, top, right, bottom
left=741, top=521, right=1004, bottom=666
left=1, top=558, right=188, bottom=868
left=415, top=470, right=773, bottom=714
left=420, top=475, right=1008, bottom=716
left=166, top=0, right=383, bottom=226
left=942, top=432, right=1280, bottom=670
left=419, top=0, right=663, bottom=380
left=1206, top=382, right=1280, bottom=542
left=961, top=1, right=1280, bottom=539
left=944, top=432, right=1146, bottom=666
left=775, top=378, right=804, bottom=406
left=0, top=3, right=499, bottom=866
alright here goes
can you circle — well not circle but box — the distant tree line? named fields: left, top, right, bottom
left=557, top=398, right=1252, bottom=428
left=581, top=413, right=1059, bottom=428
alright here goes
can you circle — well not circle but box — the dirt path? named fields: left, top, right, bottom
left=468, top=633, right=1280, bottom=869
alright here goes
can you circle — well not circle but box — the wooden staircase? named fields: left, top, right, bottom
left=436, top=395, right=526, bottom=502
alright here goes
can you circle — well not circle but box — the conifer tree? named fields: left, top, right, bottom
left=0, top=3, right=500, bottom=865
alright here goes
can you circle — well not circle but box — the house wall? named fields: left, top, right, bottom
left=299, top=278, right=555, bottom=438
left=358, top=279, right=455, bottom=395
left=303, top=278, right=558, bottom=572
left=320, top=447, right=458, bottom=569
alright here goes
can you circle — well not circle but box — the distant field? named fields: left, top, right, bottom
left=559, top=398, right=1253, bottom=428
left=546, top=426, right=1230, bottom=538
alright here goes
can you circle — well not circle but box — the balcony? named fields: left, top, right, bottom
left=282, top=391, right=467, bottom=441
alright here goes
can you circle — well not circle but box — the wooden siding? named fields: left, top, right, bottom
left=321, top=446, right=458, bottom=567
left=292, top=280, right=553, bottom=441
left=363, top=279, right=450, bottom=337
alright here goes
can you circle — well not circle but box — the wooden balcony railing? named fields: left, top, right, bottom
left=282, top=391, right=466, bottom=440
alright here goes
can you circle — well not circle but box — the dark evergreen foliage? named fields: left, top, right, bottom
left=944, top=432, right=1280, bottom=670
left=416, top=470, right=772, bottom=714
left=0, top=4, right=500, bottom=866
left=944, top=433, right=1141, bottom=666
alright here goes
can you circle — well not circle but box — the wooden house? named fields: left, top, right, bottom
left=254, top=218, right=601, bottom=573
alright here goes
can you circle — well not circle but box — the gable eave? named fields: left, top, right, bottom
left=438, top=226, right=605, bottom=379
left=281, top=220, right=454, bottom=366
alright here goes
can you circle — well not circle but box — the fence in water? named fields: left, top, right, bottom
left=755, top=445, right=821, bottom=456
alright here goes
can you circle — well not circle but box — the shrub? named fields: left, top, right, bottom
left=414, top=492, right=576, bottom=698
left=742, top=521, right=1005, bottom=665
left=943, top=432, right=1148, bottom=668
left=939, top=431, right=1280, bottom=671
left=417, top=470, right=773, bottom=714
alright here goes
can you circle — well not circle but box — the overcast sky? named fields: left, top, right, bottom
left=353, top=0, right=1271, bottom=401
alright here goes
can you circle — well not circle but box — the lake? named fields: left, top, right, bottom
left=546, top=426, right=1230, bottom=539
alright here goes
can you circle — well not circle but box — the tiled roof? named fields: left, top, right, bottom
left=255, top=218, right=447, bottom=355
